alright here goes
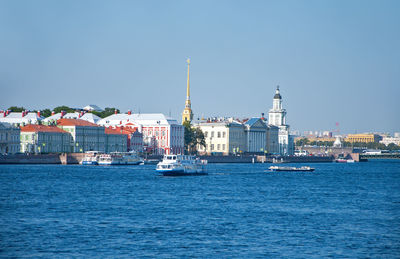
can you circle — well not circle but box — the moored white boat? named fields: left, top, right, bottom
left=156, top=154, right=207, bottom=176
left=81, top=151, right=101, bottom=165
left=335, top=158, right=355, bottom=163
left=98, top=151, right=142, bottom=165
left=268, top=166, right=315, bottom=172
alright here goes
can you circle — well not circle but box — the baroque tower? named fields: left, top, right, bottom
left=268, top=86, right=287, bottom=126
left=268, top=85, right=293, bottom=155
left=182, top=58, right=193, bottom=124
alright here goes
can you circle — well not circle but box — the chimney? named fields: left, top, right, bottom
left=115, top=109, right=118, bottom=114
left=51, top=111, right=55, bottom=116
left=37, top=111, right=41, bottom=117
left=128, top=110, right=131, bottom=115
left=22, top=111, right=26, bottom=117
left=61, top=110, right=65, bottom=118
left=261, top=113, right=265, bottom=120
left=79, top=111, right=83, bottom=118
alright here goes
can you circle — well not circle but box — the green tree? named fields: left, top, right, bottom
left=295, top=138, right=310, bottom=147
left=183, top=121, right=206, bottom=154
left=53, top=106, right=75, bottom=114
left=387, top=143, right=400, bottom=150
left=194, top=127, right=206, bottom=150
left=92, top=107, right=120, bottom=118
left=40, top=109, right=52, bottom=118
left=7, top=106, right=25, bottom=112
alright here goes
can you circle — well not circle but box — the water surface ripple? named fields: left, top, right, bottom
left=1, top=160, right=399, bottom=258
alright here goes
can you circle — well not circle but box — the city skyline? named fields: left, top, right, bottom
left=1, top=1, right=399, bottom=134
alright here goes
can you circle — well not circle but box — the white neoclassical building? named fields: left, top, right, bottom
left=195, top=119, right=246, bottom=155
left=196, top=117, right=280, bottom=155
left=244, top=118, right=267, bottom=153
left=268, top=86, right=294, bottom=155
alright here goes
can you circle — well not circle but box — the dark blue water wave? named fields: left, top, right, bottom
left=0, top=160, right=399, bottom=258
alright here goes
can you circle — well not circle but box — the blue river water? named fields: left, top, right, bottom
left=0, top=160, right=399, bottom=258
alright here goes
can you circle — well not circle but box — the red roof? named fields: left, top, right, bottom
left=116, top=127, right=138, bottom=133
left=57, top=118, right=99, bottom=127
left=105, top=128, right=126, bottom=135
left=21, top=125, right=68, bottom=133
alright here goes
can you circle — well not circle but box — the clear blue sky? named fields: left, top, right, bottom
left=1, top=0, right=399, bottom=134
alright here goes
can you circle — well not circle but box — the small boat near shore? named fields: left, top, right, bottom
left=335, top=158, right=355, bottom=163
left=81, top=151, right=102, bottom=165
left=156, top=154, right=208, bottom=176
left=98, top=151, right=142, bottom=165
left=268, top=166, right=315, bottom=172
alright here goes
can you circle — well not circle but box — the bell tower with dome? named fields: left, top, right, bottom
left=182, top=58, right=193, bottom=124
left=269, top=86, right=287, bottom=126
left=268, top=86, right=293, bottom=155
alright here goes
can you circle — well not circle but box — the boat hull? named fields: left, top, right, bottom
left=268, top=166, right=315, bottom=172
left=157, top=169, right=208, bottom=176
left=270, top=168, right=315, bottom=172
left=81, top=161, right=98, bottom=165
left=336, top=159, right=355, bottom=163
left=98, top=161, right=142, bottom=165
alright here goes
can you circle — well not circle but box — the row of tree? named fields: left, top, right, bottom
left=6, top=106, right=120, bottom=119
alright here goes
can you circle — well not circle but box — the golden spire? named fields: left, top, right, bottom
left=186, top=58, right=190, bottom=101
left=182, top=58, right=193, bottom=124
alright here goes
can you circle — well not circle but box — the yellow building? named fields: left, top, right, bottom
left=345, top=134, right=381, bottom=143
left=182, top=58, right=193, bottom=124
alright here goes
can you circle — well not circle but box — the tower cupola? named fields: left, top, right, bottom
left=274, top=85, right=282, bottom=99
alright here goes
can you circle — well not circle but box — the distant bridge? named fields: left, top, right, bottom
left=359, top=153, right=400, bottom=160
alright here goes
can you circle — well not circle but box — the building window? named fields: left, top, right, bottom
left=211, top=144, right=214, bottom=151
left=223, top=132, right=226, bottom=138
left=217, top=144, right=220, bottom=150
left=205, top=131, right=208, bottom=137
left=211, top=131, right=214, bottom=138
left=217, top=132, right=221, bottom=138
left=222, top=144, right=225, bottom=150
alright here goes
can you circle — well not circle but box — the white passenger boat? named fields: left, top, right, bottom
left=335, top=158, right=355, bottom=163
left=98, top=151, right=142, bottom=165
left=81, top=151, right=101, bottom=165
left=268, top=166, right=315, bottom=172
left=156, top=154, right=208, bottom=176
